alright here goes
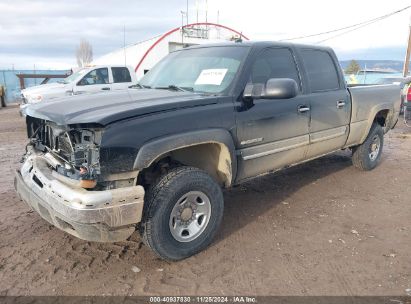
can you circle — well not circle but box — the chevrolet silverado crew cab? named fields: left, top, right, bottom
left=15, top=42, right=401, bottom=261
left=20, top=65, right=137, bottom=115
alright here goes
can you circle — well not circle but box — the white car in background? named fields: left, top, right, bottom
left=20, top=65, right=137, bottom=114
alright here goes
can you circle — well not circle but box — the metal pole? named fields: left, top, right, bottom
left=205, top=0, right=208, bottom=24
left=123, top=25, right=127, bottom=66
left=205, top=0, right=208, bottom=34
left=181, top=12, right=184, bottom=44
left=403, top=17, right=411, bottom=77
left=186, top=0, right=189, bottom=25
left=196, top=0, right=198, bottom=24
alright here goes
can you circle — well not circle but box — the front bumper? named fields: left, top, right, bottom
left=14, top=151, right=145, bottom=242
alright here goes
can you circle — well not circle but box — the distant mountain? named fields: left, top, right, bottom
left=339, top=60, right=407, bottom=72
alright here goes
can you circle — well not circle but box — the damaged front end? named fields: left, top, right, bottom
left=25, top=116, right=101, bottom=189
left=15, top=116, right=145, bottom=242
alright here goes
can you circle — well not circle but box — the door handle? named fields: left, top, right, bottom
left=298, top=105, right=310, bottom=113
left=337, top=100, right=345, bottom=108
left=101, top=87, right=110, bottom=91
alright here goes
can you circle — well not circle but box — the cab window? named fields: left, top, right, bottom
left=112, top=67, right=132, bottom=83
left=78, top=68, right=109, bottom=85
left=301, top=49, right=340, bottom=92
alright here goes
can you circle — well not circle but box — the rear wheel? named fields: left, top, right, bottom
left=140, top=166, right=224, bottom=261
left=352, top=123, right=384, bottom=171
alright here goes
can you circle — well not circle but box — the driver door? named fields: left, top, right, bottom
left=235, top=47, right=311, bottom=181
left=74, top=67, right=111, bottom=94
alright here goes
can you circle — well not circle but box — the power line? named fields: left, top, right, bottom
left=316, top=5, right=411, bottom=44
left=280, top=5, right=411, bottom=42
left=315, top=15, right=386, bottom=44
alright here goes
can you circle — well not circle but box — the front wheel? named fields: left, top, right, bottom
left=352, top=123, right=384, bottom=171
left=140, top=166, right=224, bottom=261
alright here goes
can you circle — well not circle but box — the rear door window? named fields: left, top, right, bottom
left=112, top=67, right=132, bottom=83
left=301, top=49, right=340, bottom=92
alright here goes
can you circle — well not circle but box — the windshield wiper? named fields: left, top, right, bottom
left=155, top=85, right=193, bottom=92
left=129, top=84, right=152, bottom=89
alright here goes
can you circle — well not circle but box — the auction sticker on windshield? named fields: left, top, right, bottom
left=195, top=69, right=228, bottom=85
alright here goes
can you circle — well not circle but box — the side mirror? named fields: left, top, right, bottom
left=265, top=78, right=298, bottom=99
left=243, top=78, right=298, bottom=100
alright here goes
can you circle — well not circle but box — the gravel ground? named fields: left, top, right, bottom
left=0, top=105, right=411, bottom=296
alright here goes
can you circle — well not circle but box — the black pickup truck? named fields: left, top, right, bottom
left=15, top=42, right=400, bottom=261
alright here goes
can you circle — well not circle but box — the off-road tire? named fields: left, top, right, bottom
left=352, top=123, right=384, bottom=171
left=140, top=166, right=224, bottom=261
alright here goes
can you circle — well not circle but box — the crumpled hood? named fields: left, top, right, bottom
left=25, top=89, right=217, bottom=126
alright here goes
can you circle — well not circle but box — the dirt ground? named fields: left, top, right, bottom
left=0, top=105, right=411, bottom=296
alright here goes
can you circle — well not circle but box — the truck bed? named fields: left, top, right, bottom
left=348, top=84, right=401, bottom=124
left=345, top=84, right=401, bottom=147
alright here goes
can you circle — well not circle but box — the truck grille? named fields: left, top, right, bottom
left=26, top=116, right=101, bottom=177
left=28, top=117, right=73, bottom=162
left=57, top=134, right=73, bottom=157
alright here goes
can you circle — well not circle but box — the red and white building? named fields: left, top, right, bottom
left=93, top=23, right=249, bottom=79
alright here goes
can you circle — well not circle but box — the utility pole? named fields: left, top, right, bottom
left=403, top=16, right=411, bottom=77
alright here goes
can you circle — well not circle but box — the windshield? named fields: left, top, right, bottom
left=60, top=68, right=88, bottom=84
left=139, top=46, right=249, bottom=94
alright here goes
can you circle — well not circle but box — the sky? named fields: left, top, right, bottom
left=0, top=0, right=410, bottom=70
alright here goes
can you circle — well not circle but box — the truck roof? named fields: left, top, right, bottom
left=183, top=41, right=334, bottom=53
left=80, top=65, right=134, bottom=69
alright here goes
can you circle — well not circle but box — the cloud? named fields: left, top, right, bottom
left=1, top=0, right=410, bottom=69
left=207, top=0, right=410, bottom=57
left=0, top=0, right=185, bottom=69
